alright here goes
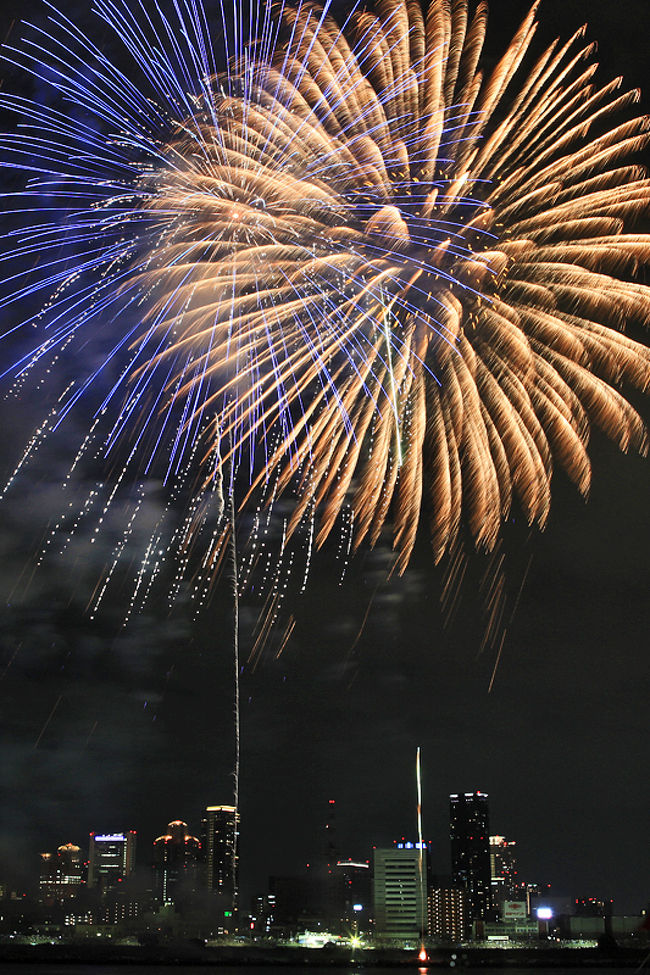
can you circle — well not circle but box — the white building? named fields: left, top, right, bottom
left=373, top=844, right=428, bottom=941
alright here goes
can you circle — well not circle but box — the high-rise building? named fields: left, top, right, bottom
left=450, top=792, right=492, bottom=921
left=373, top=843, right=430, bottom=941
left=201, top=804, right=239, bottom=923
left=39, top=843, right=84, bottom=901
left=490, top=835, right=518, bottom=899
left=88, top=832, right=136, bottom=891
left=152, top=820, right=202, bottom=905
left=428, top=886, right=470, bottom=942
left=333, top=859, right=371, bottom=932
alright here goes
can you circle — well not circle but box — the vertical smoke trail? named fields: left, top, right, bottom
left=228, top=455, right=240, bottom=923
left=416, top=745, right=427, bottom=958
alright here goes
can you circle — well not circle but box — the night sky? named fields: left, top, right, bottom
left=0, top=0, right=648, bottom=918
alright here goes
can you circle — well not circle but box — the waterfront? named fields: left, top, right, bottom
left=0, top=964, right=647, bottom=975
left=0, top=943, right=649, bottom=970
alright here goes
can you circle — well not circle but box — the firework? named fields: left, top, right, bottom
left=1, top=0, right=650, bottom=616
left=225, top=0, right=650, bottom=574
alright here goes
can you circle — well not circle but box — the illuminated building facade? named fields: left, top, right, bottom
left=87, top=831, right=136, bottom=891
left=152, top=820, right=201, bottom=905
left=99, top=898, right=140, bottom=925
left=201, top=804, right=239, bottom=923
left=428, top=886, right=469, bottom=942
left=490, top=835, right=518, bottom=899
left=450, top=792, right=492, bottom=921
left=39, top=843, right=84, bottom=901
left=373, top=844, right=430, bottom=940
left=64, top=901, right=140, bottom=927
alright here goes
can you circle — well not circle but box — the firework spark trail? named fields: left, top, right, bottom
left=1, top=0, right=650, bottom=634
left=34, top=694, right=63, bottom=749
left=416, top=745, right=427, bottom=953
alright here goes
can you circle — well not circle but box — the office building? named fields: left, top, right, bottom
left=450, top=792, right=492, bottom=921
left=490, top=835, right=518, bottom=899
left=201, top=804, right=239, bottom=923
left=88, top=831, right=136, bottom=891
left=152, top=820, right=202, bottom=905
left=39, top=843, right=84, bottom=901
left=373, top=843, right=429, bottom=940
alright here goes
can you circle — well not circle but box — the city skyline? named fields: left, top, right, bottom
left=0, top=0, right=648, bottom=928
left=15, top=782, right=647, bottom=918
left=20, top=788, right=649, bottom=947
left=27, top=800, right=638, bottom=906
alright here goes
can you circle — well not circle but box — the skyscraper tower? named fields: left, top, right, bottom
left=201, top=804, right=239, bottom=924
left=152, top=820, right=202, bottom=905
left=88, top=831, right=136, bottom=891
left=489, top=835, right=518, bottom=899
left=449, top=792, right=492, bottom=921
